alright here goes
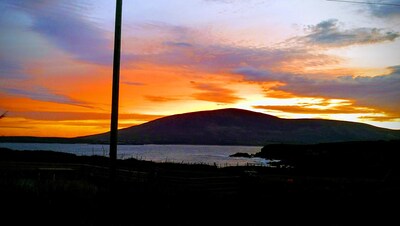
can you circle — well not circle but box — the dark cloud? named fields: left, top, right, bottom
left=0, top=86, right=93, bottom=108
left=233, top=67, right=310, bottom=83
left=298, top=19, right=399, bottom=48
left=234, top=65, right=400, bottom=114
left=368, top=0, right=400, bottom=18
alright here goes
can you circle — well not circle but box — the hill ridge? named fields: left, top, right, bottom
left=80, top=108, right=400, bottom=145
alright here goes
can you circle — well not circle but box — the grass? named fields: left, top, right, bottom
left=1, top=146, right=399, bottom=225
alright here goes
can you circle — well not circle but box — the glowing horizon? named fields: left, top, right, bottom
left=1, top=0, right=400, bottom=137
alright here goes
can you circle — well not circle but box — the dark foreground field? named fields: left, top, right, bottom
left=1, top=142, right=400, bottom=226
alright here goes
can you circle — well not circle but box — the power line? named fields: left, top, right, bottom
left=326, top=0, right=400, bottom=6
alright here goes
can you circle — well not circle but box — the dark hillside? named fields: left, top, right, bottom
left=82, top=108, right=400, bottom=145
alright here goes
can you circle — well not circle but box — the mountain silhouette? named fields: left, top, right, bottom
left=80, top=108, right=400, bottom=145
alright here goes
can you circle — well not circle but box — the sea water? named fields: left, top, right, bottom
left=0, top=143, right=268, bottom=167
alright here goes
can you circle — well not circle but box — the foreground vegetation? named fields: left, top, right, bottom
left=1, top=141, right=399, bottom=225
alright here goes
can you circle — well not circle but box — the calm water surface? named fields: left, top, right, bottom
left=0, top=143, right=267, bottom=167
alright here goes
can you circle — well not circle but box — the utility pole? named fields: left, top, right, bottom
left=110, top=0, right=123, bottom=186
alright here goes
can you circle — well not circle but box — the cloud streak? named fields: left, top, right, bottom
left=123, top=81, right=146, bottom=86
left=145, top=95, right=180, bottom=102
left=0, top=86, right=92, bottom=108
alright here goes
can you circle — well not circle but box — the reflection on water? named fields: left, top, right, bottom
left=0, top=143, right=268, bottom=167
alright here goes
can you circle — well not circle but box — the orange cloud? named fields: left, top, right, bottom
left=263, top=90, right=295, bottom=98
left=191, top=82, right=243, bottom=104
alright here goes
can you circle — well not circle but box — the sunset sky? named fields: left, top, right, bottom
left=1, top=0, right=400, bottom=137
